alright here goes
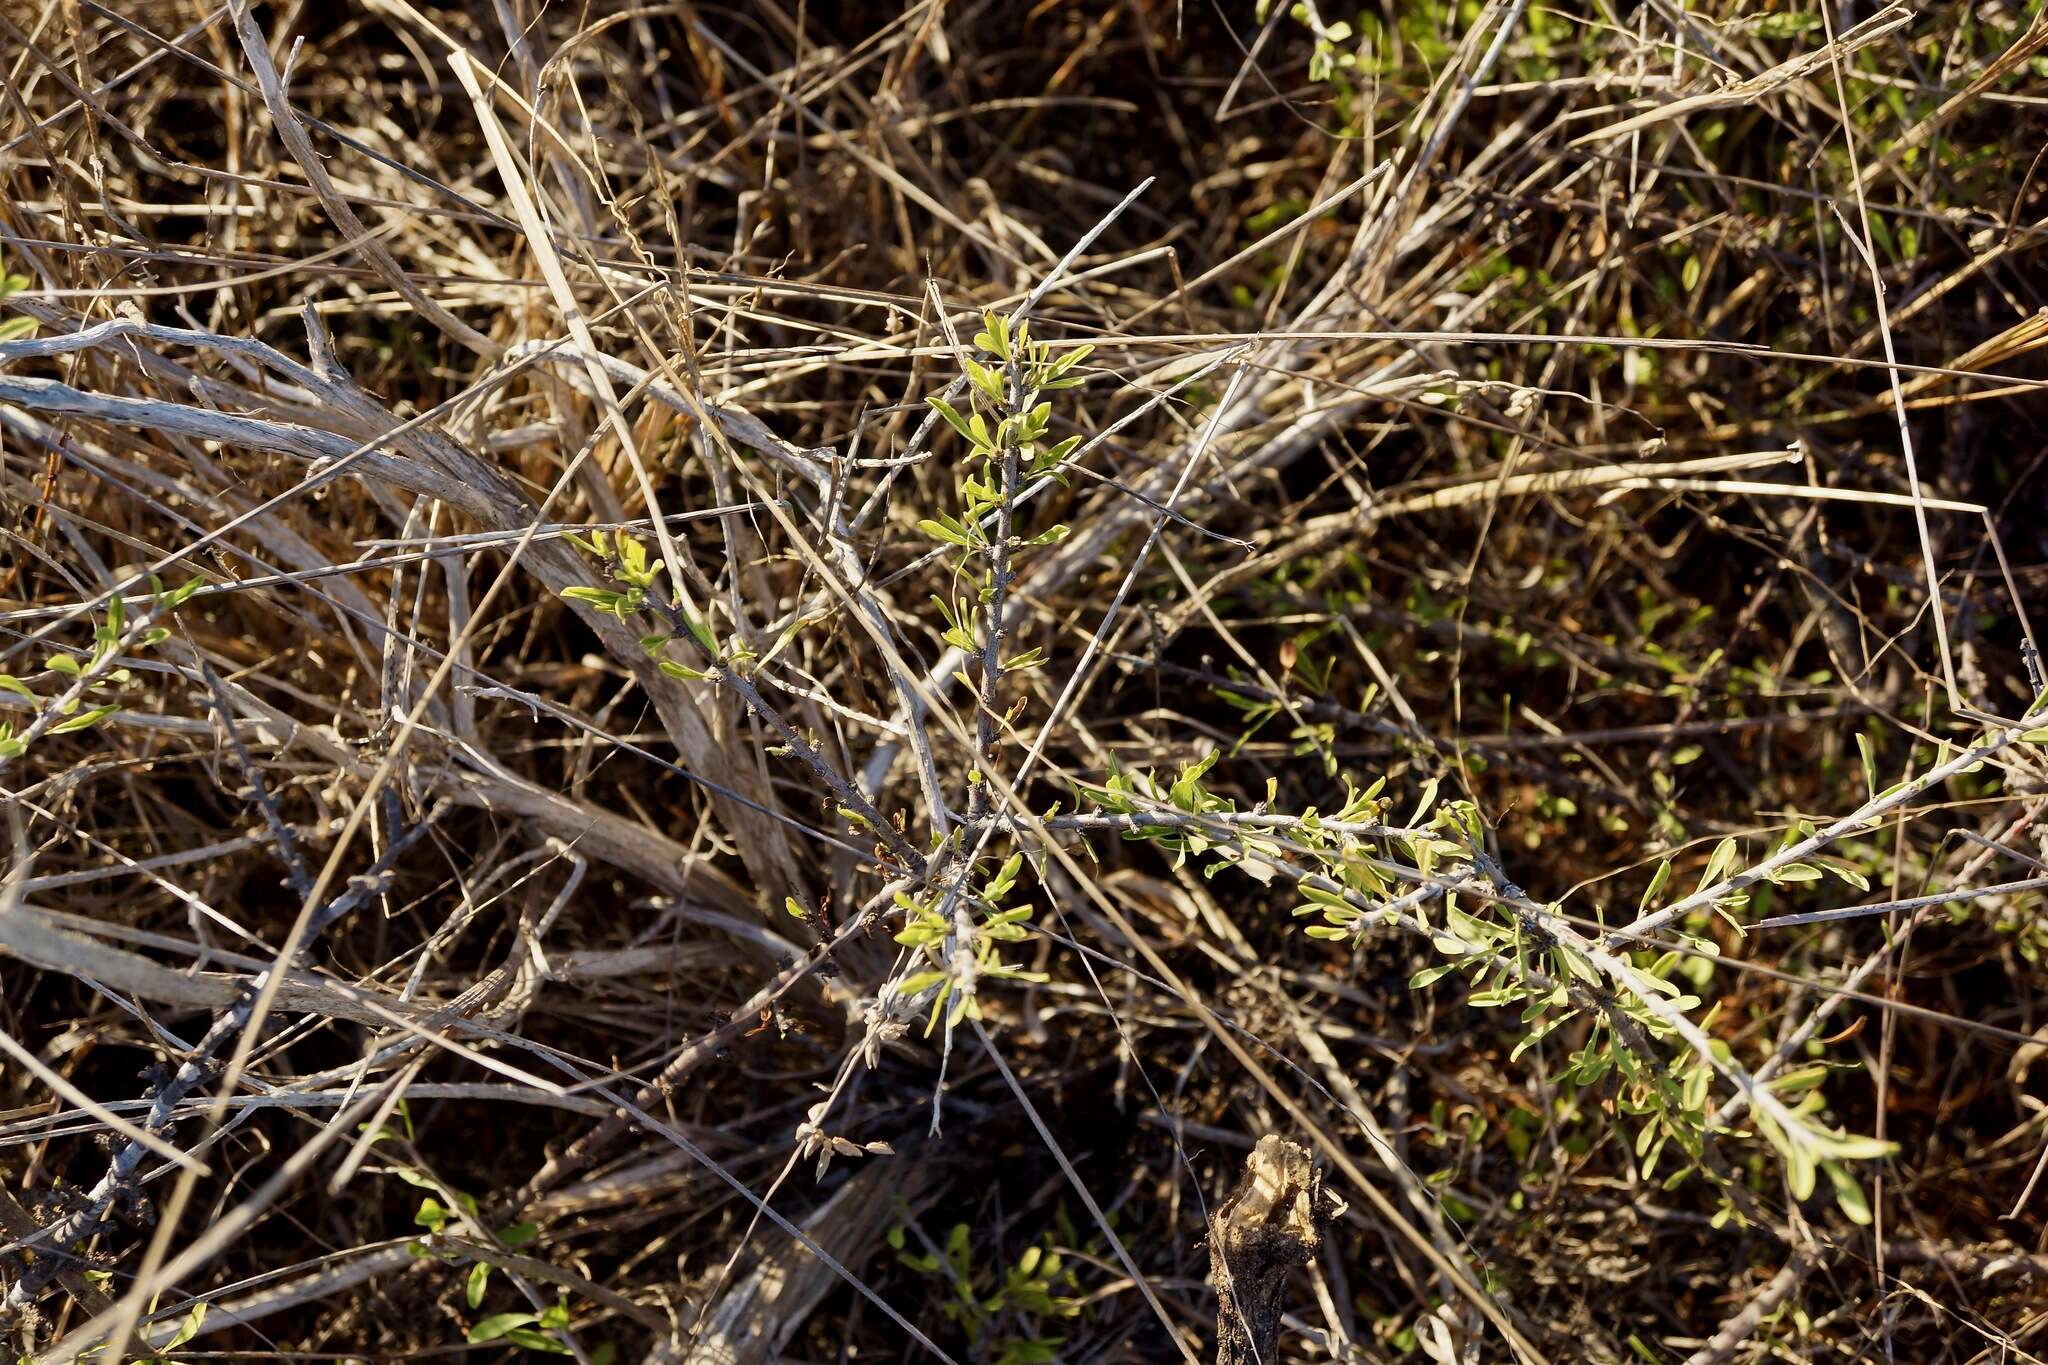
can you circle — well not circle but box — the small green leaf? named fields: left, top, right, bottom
left=560, top=586, right=627, bottom=611
left=466, top=1262, right=491, bottom=1309
left=503, top=1327, right=573, bottom=1354
left=964, top=357, right=1005, bottom=402
left=979, top=312, right=1011, bottom=360
left=918, top=517, right=974, bottom=548
left=679, top=611, right=718, bottom=654
left=468, top=1312, right=540, bottom=1344
left=162, top=1300, right=208, bottom=1351
left=49, top=705, right=118, bottom=735
left=160, top=576, right=206, bottom=609
left=1640, top=859, right=1672, bottom=912
left=1857, top=732, right=1878, bottom=800
left=927, top=395, right=975, bottom=443
left=1825, top=1162, right=1873, bottom=1225
left=414, top=1198, right=450, bottom=1234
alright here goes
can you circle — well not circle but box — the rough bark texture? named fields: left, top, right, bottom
left=1208, top=1136, right=1345, bottom=1365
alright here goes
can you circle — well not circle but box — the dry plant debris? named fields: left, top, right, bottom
left=1, top=1, right=2046, bottom=1362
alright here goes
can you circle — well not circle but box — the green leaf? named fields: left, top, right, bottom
left=1044, top=344, right=1092, bottom=381
left=927, top=395, right=975, bottom=443
left=964, top=357, right=1005, bottom=402
left=414, top=1198, right=450, bottom=1234
left=49, top=705, right=118, bottom=735
left=1697, top=837, right=1738, bottom=894
left=1825, top=1162, right=1873, bottom=1225
left=918, top=517, right=974, bottom=548
left=1640, top=859, right=1672, bottom=913
left=162, top=1301, right=208, bottom=1351
left=496, top=1221, right=540, bottom=1247
left=658, top=660, right=715, bottom=682
left=0, top=674, right=34, bottom=700
left=1410, top=776, right=1440, bottom=825
left=978, top=312, right=1011, bottom=360
left=1825, top=860, right=1870, bottom=891
left=679, top=611, right=718, bottom=654
left=1810, top=1130, right=1897, bottom=1161
left=45, top=654, right=80, bottom=676
left=160, top=576, right=206, bottom=609
left=502, top=1327, right=572, bottom=1354
left=466, top=1262, right=491, bottom=1309
left=560, top=586, right=629, bottom=612
left=468, top=1312, right=540, bottom=1343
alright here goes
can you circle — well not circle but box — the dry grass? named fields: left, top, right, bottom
left=2, top=1, right=2046, bottom=1362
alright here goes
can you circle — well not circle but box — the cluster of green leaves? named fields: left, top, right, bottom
left=1289, top=777, right=1455, bottom=937
left=891, top=850, right=1048, bottom=1033
left=1086, top=750, right=1288, bottom=883
left=558, top=529, right=788, bottom=683
left=920, top=312, right=1086, bottom=567
left=0, top=577, right=201, bottom=759
left=1091, top=748, right=1894, bottom=1226
left=559, top=527, right=665, bottom=621
left=888, top=1220, right=1083, bottom=1365
left=881, top=313, right=1101, bottom=1031
left=1301, top=795, right=1886, bottom=1220
left=1212, top=571, right=1362, bottom=776
left=408, top=1182, right=540, bottom=1272
left=932, top=593, right=1047, bottom=678
left=1254, top=1, right=1365, bottom=106
left=356, top=1107, right=580, bottom=1356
